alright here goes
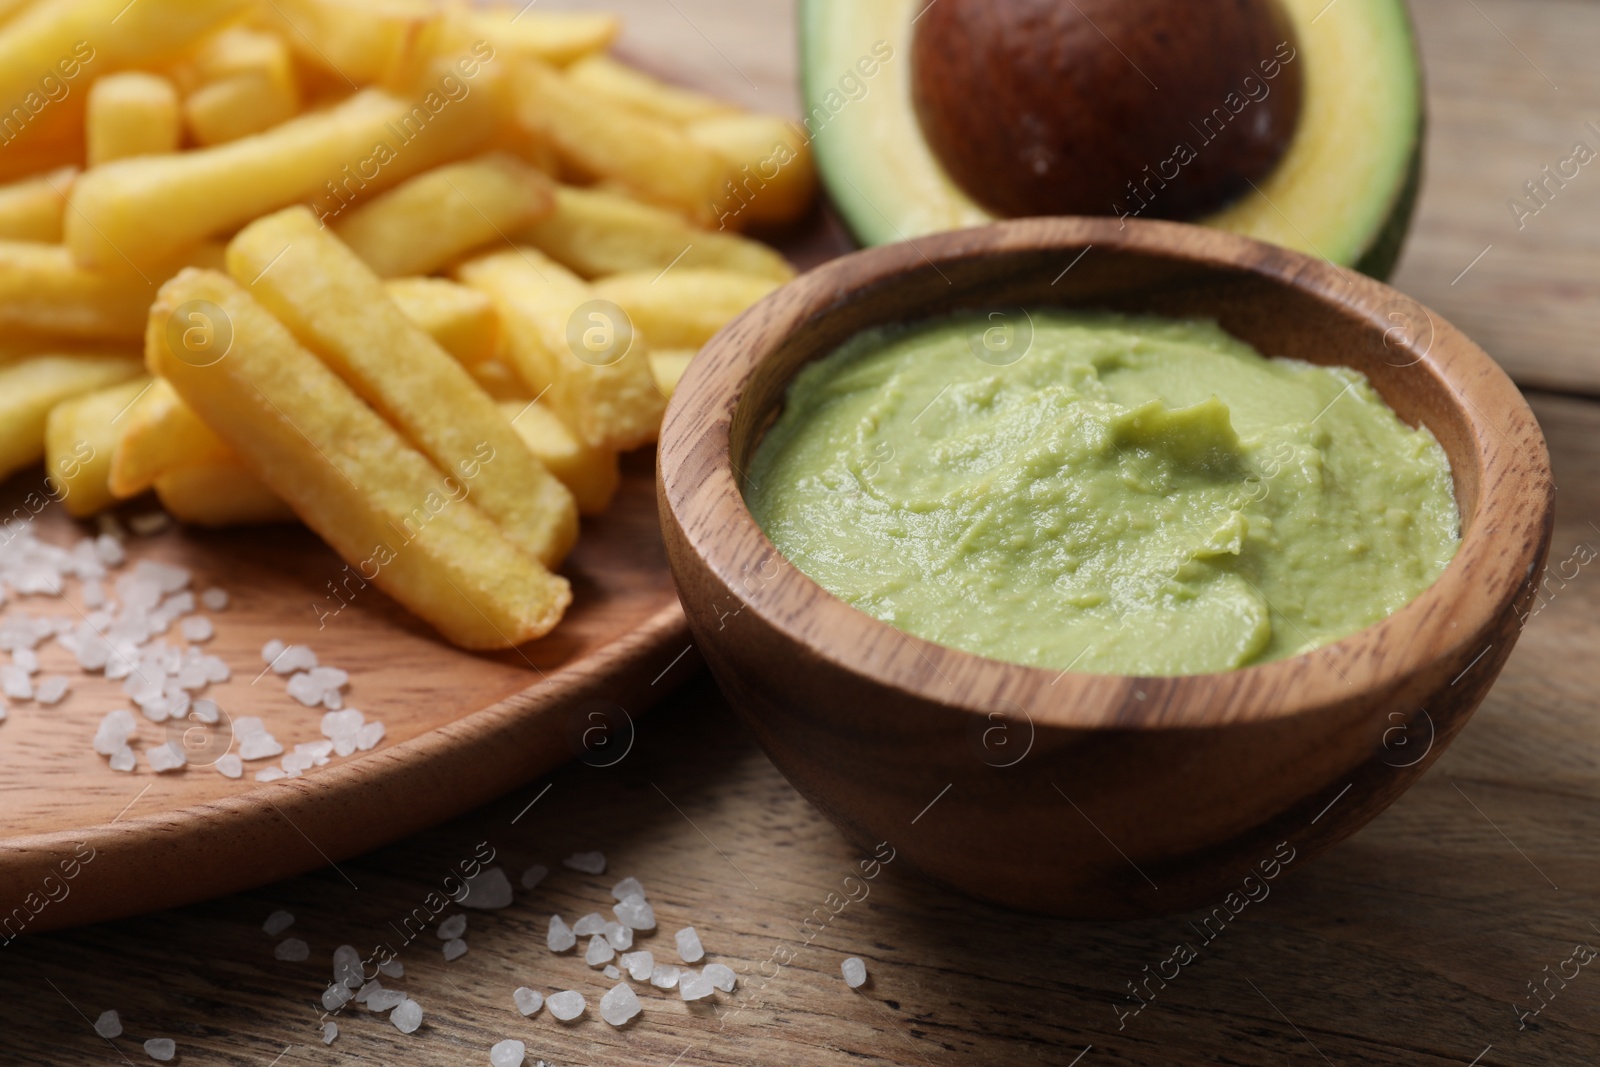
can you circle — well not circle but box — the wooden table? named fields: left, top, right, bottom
left=6, top=1, right=1600, bottom=1064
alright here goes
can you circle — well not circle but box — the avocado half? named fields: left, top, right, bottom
left=800, top=0, right=1424, bottom=279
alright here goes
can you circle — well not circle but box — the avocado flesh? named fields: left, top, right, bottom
left=801, top=0, right=1423, bottom=278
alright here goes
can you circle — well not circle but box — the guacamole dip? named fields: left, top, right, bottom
left=745, top=310, right=1460, bottom=676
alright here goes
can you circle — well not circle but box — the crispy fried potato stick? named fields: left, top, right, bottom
left=593, top=268, right=780, bottom=349
left=0, top=353, right=142, bottom=482
left=147, top=268, right=570, bottom=650
left=45, top=376, right=151, bottom=516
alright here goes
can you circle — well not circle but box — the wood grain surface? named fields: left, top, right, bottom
left=4, top=1, right=1600, bottom=1065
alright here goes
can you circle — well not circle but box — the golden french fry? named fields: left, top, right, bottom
left=456, top=246, right=665, bottom=452
left=147, top=268, right=571, bottom=650
left=512, top=59, right=727, bottom=224
left=108, top=377, right=234, bottom=498
left=594, top=268, right=780, bottom=349
left=520, top=184, right=794, bottom=282
left=0, top=353, right=143, bottom=482
left=688, top=113, right=818, bottom=230
left=501, top=400, right=620, bottom=516
left=154, top=460, right=294, bottom=527
left=256, top=0, right=441, bottom=85
left=67, top=84, right=501, bottom=271
left=649, top=348, right=696, bottom=402
left=0, top=240, right=212, bottom=340
left=334, top=153, right=554, bottom=278
left=442, top=8, right=619, bottom=67
left=45, top=376, right=151, bottom=516
left=0, top=164, right=74, bottom=241
left=228, top=206, right=578, bottom=568
left=565, top=55, right=738, bottom=125
left=86, top=72, right=180, bottom=165
left=385, top=276, right=499, bottom=366
left=188, top=25, right=298, bottom=85
left=184, top=73, right=300, bottom=146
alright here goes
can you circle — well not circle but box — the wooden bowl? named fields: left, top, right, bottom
left=657, top=217, right=1553, bottom=918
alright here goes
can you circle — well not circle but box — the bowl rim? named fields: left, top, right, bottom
left=657, top=217, right=1553, bottom=730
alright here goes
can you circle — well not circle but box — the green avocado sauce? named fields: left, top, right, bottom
left=745, top=310, right=1460, bottom=676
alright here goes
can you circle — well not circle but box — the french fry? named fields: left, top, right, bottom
left=441, top=8, right=619, bottom=67
left=334, top=153, right=554, bottom=278
left=512, top=59, right=728, bottom=224
left=593, top=268, right=780, bottom=349
left=0, top=165, right=74, bottom=242
left=520, top=184, right=793, bottom=282
left=501, top=400, right=620, bottom=516
left=184, top=73, right=302, bottom=146
left=255, top=0, right=441, bottom=86
left=0, top=0, right=247, bottom=154
left=649, top=348, right=696, bottom=402
left=154, top=460, right=294, bottom=527
left=186, top=26, right=299, bottom=86
left=108, top=377, right=234, bottom=498
left=469, top=359, right=531, bottom=402
left=67, top=84, right=501, bottom=271
left=147, top=267, right=571, bottom=650
left=688, top=113, right=818, bottom=230
left=385, top=276, right=499, bottom=366
left=565, top=54, right=738, bottom=125
left=86, top=73, right=180, bottom=165
left=0, top=241, right=219, bottom=340
left=44, top=376, right=152, bottom=517
left=456, top=246, right=665, bottom=452
left=0, top=353, right=143, bottom=483
left=227, top=206, right=578, bottom=568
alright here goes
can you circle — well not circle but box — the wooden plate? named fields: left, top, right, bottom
left=0, top=451, right=697, bottom=932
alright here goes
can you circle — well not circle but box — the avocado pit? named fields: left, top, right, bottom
left=910, top=0, right=1305, bottom=221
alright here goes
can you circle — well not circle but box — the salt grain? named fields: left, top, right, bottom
left=239, top=733, right=283, bottom=761
left=611, top=877, right=644, bottom=901
left=256, top=767, right=287, bottom=782
left=520, top=865, right=548, bottom=890
left=600, top=982, right=642, bottom=1026
left=94, top=709, right=136, bottom=755
left=109, top=746, right=135, bottom=772
left=262, top=910, right=295, bottom=936
left=704, top=963, right=737, bottom=992
left=620, top=950, right=653, bottom=981
left=841, top=957, right=868, bottom=988
left=180, top=616, right=213, bottom=643
left=216, top=754, right=243, bottom=778
left=322, top=1022, right=337, bottom=1045
left=93, top=1010, right=121, bottom=1038
left=128, top=512, right=171, bottom=537
left=546, top=990, right=585, bottom=1022
left=676, top=927, right=704, bottom=963
left=355, top=720, right=385, bottom=751
left=443, top=938, right=468, bottom=961
left=573, top=912, right=605, bottom=937
left=490, top=1038, right=526, bottom=1067
left=585, top=935, right=614, bottom=966
left=367, top=989, right=406, bottom=1012
left=143, top=1037, right=176, bottom=1061
left=391, top=998, right=423, bottom=1034
left=146, top=742, right=186, bottom=773
left=200, top=587, right=229, bottom=611
left=649, top=963, right=680, bottom=989
left=679, top=969, right=714, bottom=1001
left=354, top=980, right=382, bottom=1004
left=512, top=986, right=543, bottom=1016
left=438, top=914, right=467, bottom=940
left=460, top=867, right=513, bottom=909
left=272, top=645, right=317, bottom=674
left=12, top=648, right=37, bottom=674
left=321, top=709, right=363, bottom=739
left=603, top=964, right=621, bottom=979
left=563, top=850, right=606, bottom=874
left=261, top=639, right=285, bottom=665
left=378, top=958, right=404, bottom=979
left=322, top=982, right=353, bottom=1010
left=34, top=675, right=68, bottom=705
left=546, top=915, right=576, bottom=952
left=614, top=894, right=656, bottom=931
left=603, top=921, right=633, bottom=951
left=0, top=664, right=32, bottom=699
left=333, top=944, right=363, bottom=987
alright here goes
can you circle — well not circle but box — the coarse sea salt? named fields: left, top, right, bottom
left=585, top=935, right=614, bottom=966
left=679, top=969, right=714, bottom=1001
left=443, top=938, right=468, bottom=961
left=521, top=865, right=548, bottom=890
left=438, top=914, right=467, bottom=940
left=603, top=921, right=633, bottom=951
left=146, top=742, right=186, bottom=773
left=263, top=910, right=294, bottom=936
left=513, top=986, right=543, bottom=1016
left=460, top=867, right=513, bottom=910
left=600, top=982, right=642, bottom=1026
left=621, top=950, right=653, bottom=981
left=322, top=983, right=353, bottom=1011
left=93, top=1010, right=121, bottom=1038
left=143, top=1037, right=176, bottom=1061
left=842, top=957, right=868, bottom=988
left=367, top=989, right=406, bottom=1013
left=611, top=877, right=644, bottom=901
left=201, top=587, right=229, bottom=611
left=649, top=963, right=679, bottom=989
left=614, top=894, right=655, bottom=931
left=391, top=999, right=423, bottom=1034
left=704, top=963, right=737, bottom=992
left=322, top=1022, right=338, bottom=1045
left=490, top=1038, right=526, bottom=1067
left=573, top=912, right=605, bottom=937
left=604, top=964, right=622, bottom=980
left=333, top=945, right=363, bottom=987
left=676, top=927, right=704, bottom=963
left=547, top=915, right=576, bottom=952
left=216, top=754, right=243, bottom=778
left=378, top=959, right=404, bottom=979
left=546, top=990, right=585, bottom=1022
left=34, top=675, right=69, bottom=705
left=563, top=851, right=606, bottom=875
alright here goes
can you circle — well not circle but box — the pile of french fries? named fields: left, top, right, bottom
left=0, top=0, right=811, bottom=649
